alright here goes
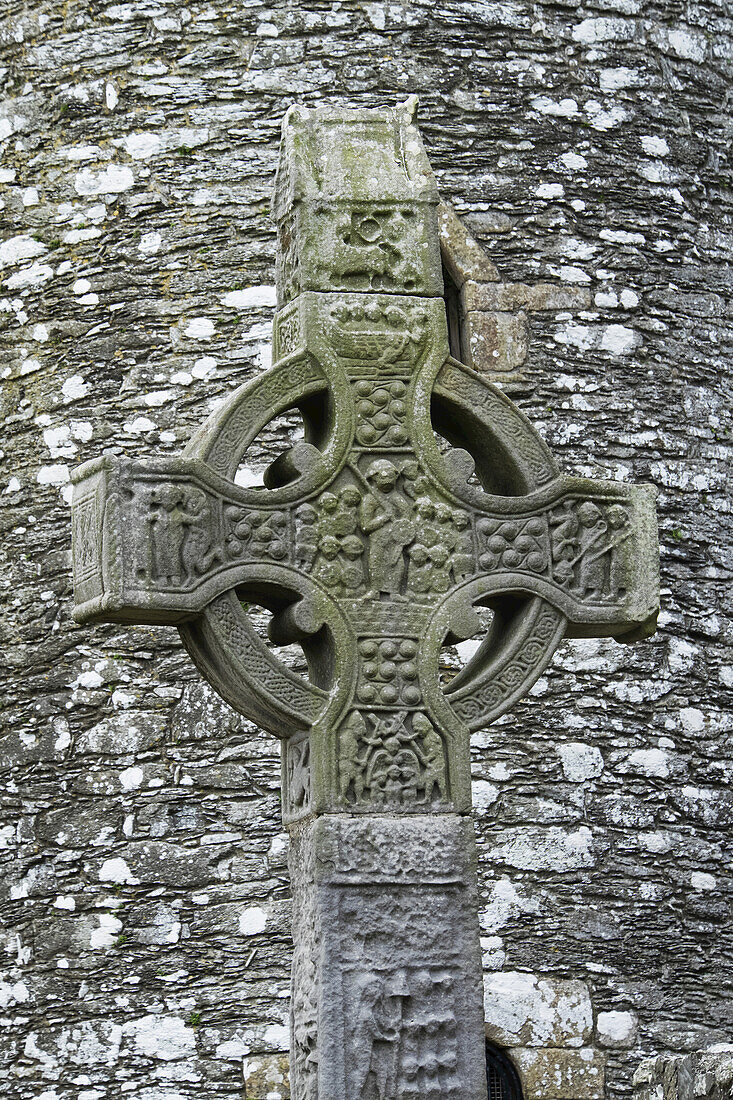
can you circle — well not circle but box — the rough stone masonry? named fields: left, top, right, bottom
left=69, top=99, right=659, bottom=1100
left=1, top=3, right=732, bottom=1100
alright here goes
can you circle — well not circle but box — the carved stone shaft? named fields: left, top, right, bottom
left=274, top=102, right=489, bottom=1100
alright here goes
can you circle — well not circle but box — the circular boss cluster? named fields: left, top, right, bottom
left=354, top=380, right=408, bottom=446
left=477, top=518, right=548, bottom=573
left=357, top=637, right=421, bottom=705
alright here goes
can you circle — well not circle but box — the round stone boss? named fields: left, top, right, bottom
left=178, top=291, right=567, bottom=740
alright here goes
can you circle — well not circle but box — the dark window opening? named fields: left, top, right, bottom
left=486, top=1041, right=523, bottom=1100
left=442, top=260, right=464, bottom=362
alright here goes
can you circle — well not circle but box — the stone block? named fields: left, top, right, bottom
left=464, top=309, right=529, bottom=371
left=633, top=1050, right=733, bottom=1100
left=511, top=1046, right=606, bottom=1100
left=596, top=1009, right=638, bottom=1049
left=289, top=815, right=488, bottom=1100
left=244, top=1053, right=291, bottom=1099
left=438, top=201, right=499, bottom=286
left=483, top=972, right=593, bottom=1047
left=463, top=281, right=592, bottom=312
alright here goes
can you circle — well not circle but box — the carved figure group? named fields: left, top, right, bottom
left=296, top=487, right=365, bottom=594
left=550, top=500, right=631, bottom=600
left=338, top=711, right=447, bottom=809
left=141, top=484, right=220, bottom=585
left=329, top=297, right=428, bottom=365
left=296, top=460, right=475, bottom=602
left=352, top=968, right=459, bottom=1100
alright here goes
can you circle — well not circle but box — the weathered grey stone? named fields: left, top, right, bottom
left=438, top=201, right=500, bottom=286
left=464, top=309, right=530, bottom=371
left=512, top=1046, right=607, bottom=1100
left=596, top=1010, right=638, bottom=1050
left=289, top=815, right=487, bottom=1100
left=484, top=971, right=593, bottom=1047
left=463, top=282, right=593, bottom=313
left=633, top=1050, right=733, bottom=1100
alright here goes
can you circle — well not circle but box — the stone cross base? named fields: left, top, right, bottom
left=288, top=815, right=487, bottom=1100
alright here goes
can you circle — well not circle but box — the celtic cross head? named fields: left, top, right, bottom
left=71, top=99, right=659, bottom=825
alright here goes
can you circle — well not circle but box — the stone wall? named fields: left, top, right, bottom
left=633, top=1049, right=733, bottom=1100
left=1, top=2, right=731, bottom=1099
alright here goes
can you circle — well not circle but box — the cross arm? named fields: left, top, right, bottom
left=469, top=477, right=659, bottom=641
left=70, top=455, right=295, bottom=625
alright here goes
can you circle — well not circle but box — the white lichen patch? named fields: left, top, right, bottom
left=535, top=182, right=564, bottom=199
left=238, top=906, right=267, bottom=936
left=75, top=165, right=135, bottom=195
left=572, top=17, right=632, bottom=45
left=62, top=374, right=89, bottom=401
left=122, top=1014, right=197, bottom=1061
left=558, top=743, right=604, bottom=782
left=480, top=878, right=539, bottom=935
left=488, top=826, right=596, bottom=871
left=119, top=765, right=144, bottom=791
left=5, top=262, right=54, bottom=289
left=42, top=425, right=77, bottom=459
left=560, top=152, right=587, bottom=170
left=625, top=748, right=670, bottom=778
left=530, top=96, right=579, bottom=118
left=600, top=67, right=639, bottom=92
left=123, top=132, right=162, bottom=160
left=90, top=913, right=123, bottom=949
left=99, top=857, right=137, bottom=884
left=139, top=231, right=162, bottom=255
left=183, top=317, right=215, bottom=340
left=585, top=101, right=628, bottom=131
left=123, top=416, right=156, bottom=434
left=483, top=971, right=593, bottom=1046
left=37, top=464, right=70, bottom=486
left=596, top=1009, right=637, bottom=1048
left=221, top=286, right=277, bottom=309
left=0, top=234, right=47, bottom=267
left=601, top=324, right=639, bottom=354
left=471, top=779, right=499, bottom=812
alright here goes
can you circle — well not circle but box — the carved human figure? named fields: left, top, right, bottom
left=355, top=973, right=406, bottom=1100
left=605, top=504, right=631, bottom=596
left=340, top=534, right=365, bottom=592
left=335, top=486, right=361, bottom=536
left=427, top=543, right=451, bottom=594
left=314, top=534, right=342, bottom=591
left=288, top=737, right=311, bottom=810
left=359, top=460, right=415, bottom=597
left=576, top=502, right=608, bottom=598
left=413, top=714, right=446, bottom=803
left=294, top=504, right=318, bottom=569
left=147, top=485, right=203, bottom=584
left=407, top=542, right=431, bottom=595
left=413, top=496, right=440, bottom=548
left=180, top=488, right=219, bottom=578
left=339, top=711, right=367, bottom=803
left=451, top=510, right=474, bottom=583
left=549, top=501, right=579, bottom=586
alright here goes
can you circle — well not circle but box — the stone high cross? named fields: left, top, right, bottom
left=71, top=101, right=659, bottom=1100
